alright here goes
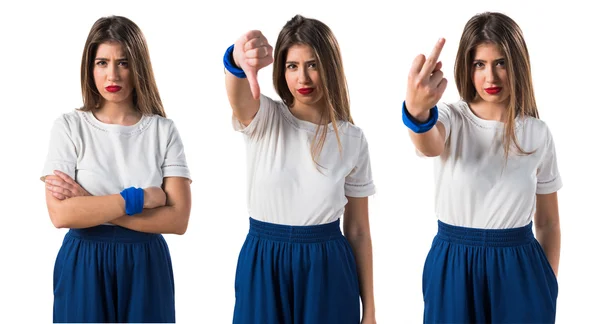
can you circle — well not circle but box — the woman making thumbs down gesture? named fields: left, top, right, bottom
left=224, top=15, right=377, bottom=324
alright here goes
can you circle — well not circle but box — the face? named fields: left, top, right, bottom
left=471, top=42, right=509, bottom=105
left=93, top=42, right=134, bottom=107
left=284, top=44, right=324, bottom=108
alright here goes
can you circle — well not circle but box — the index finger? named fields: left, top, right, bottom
left=422, top=38, right=446, bottom=74
left=43, top=175, right=60, bottom=183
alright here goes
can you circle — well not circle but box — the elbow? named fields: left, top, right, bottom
left=172, top=212, right=190, bottom=235
left=49, top=209, right=69, bottom=229
left=48, top=201, right=80, bottom=229
left=233, top=113, right=253, bottom=127
left=345, top=228, right=372, bottom=243
left=46, top=196, right=73, bottom=229
left=411, top=132, right=445, bottom=157
left=535, top=218, right=560, bottom=232
left=173, top=224, right=188, bottom=235
left=419, top=143, right=444, bottom=157
left=420, top=150, right=441, bottom=158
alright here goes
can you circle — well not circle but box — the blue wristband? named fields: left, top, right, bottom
left=120, top=187, right=144, bottom=216
left=223, top=44, right=246, bottom=78
left=402, top=101, right=438, bottom=133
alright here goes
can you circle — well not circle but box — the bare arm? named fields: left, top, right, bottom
left=343, top=196, right=375, bottom=322
left=225, top=64, right=259, bottom=126
left=534, top=192, right=561, bottom=276
left=110, top=177, right=192, bottom=235
left=225, top=30, right=273, bottom=126
left=405, top=38, right=448, bottom=157
left=408, top=122, right=446, bottom=157
left=44, top=170, right=166, bottom=229
left=45, top=189, right=125, bottom=228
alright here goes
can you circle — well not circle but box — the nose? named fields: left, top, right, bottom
left=485, top=66, right=498, bottom=83
left=107, top=63, right=120, bottom=82
left=297, top=66, right=310, bottom=85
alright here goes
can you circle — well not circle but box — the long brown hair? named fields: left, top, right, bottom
left=455, top=12, right=537, bottom=158
left=80, top=16, right=165, bottom=117
left=273, top=15, right=352, bottom=163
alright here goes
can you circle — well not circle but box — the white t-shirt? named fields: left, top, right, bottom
left=42, top=109, right=191, bottom=199
left=233, top=95, right=375, bottom=226
left=434, top=100, right=562, bottom=229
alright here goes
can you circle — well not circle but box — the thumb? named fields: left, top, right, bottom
left=246, top=68, right=261, bottom=100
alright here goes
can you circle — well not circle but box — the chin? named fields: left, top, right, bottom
left=478, top=93, right=509, bottom=104
left=101, top=92, right=133, bottom=104
left=488, top=97, right=510, bottom=104
left=295, top=96, right=323, bottom=107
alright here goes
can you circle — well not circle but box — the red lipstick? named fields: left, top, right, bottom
left=106, top=86, right=122, bottom=93
left=484, top=87, right=502, bottom=95
left=298, top=88, right=314, bottom=95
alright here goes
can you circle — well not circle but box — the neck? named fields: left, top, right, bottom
left=290, top=100, right=329, bottom=125
left=95, top=100, right=140, bottom=125
left=469, top=97, right=508, bottom=122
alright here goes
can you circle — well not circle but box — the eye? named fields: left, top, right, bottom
left=473, top=62, right=484, bottom=69
left=286, top=63, right=297, bottom=70
left=308, top=62, right=317, bottom=69
left=118, top=61, right=129, bottom=67
left=496, top=60, right=506, bottom=67
left=95, top=60, right=107, bottom=66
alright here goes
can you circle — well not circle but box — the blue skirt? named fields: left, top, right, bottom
left=423, top=220, right=559, bottom=323
left=53, top=225, right=175, bottom=323
left=233, top=217, right=360, bottom=324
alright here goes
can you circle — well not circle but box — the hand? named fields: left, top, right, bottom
left=44, top=170, right=91, bottom=200
left=405, top=38, right=448, bottom=122
left=143, top=187, right=166, bottom=209
left=233, top=30, right=274, bottom=100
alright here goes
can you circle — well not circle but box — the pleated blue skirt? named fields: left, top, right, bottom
left=53, top=225, right=175, bottom=323
left=423, top=220, right=558, bottom=323
left=233, top=217, right=360, bottom=324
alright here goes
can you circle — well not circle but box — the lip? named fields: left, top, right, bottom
left=105, top=85, right=122, bottom=93
left=484, top=87, right=502, bottom=95
left=297, top=88, right=314, bottom=95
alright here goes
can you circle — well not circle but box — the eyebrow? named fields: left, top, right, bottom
left=285, top=59, right=317, bottom=64
left=473, top=58, right=505, bottom=63
left=94, top=57, right=128, bottom=61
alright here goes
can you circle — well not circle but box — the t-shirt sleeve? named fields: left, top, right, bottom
left=536, top=126, right=562, bottom=194
left=345, top=131, right=376, bottom=197
left=232, top=94, right=279, bottom=139
left=437, top=102, right=453, bottom=142
left=41, top=115, right=77, bottom=180
left=162, top=120, right=192, bottom=181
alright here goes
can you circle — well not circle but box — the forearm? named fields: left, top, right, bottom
left=111, top=204, right=189, bottom=235
left=48, top=193, right=125, bottom=228
left=346, top=232, right=376, bottom=318
left=408, top=122, right=445, bottom=157
left=225, top=72, right=259, bottom=125
left=536, top=222, right=561, bottom=276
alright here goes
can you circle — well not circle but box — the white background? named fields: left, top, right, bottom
left=1, top=0, right=598, bottom=322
